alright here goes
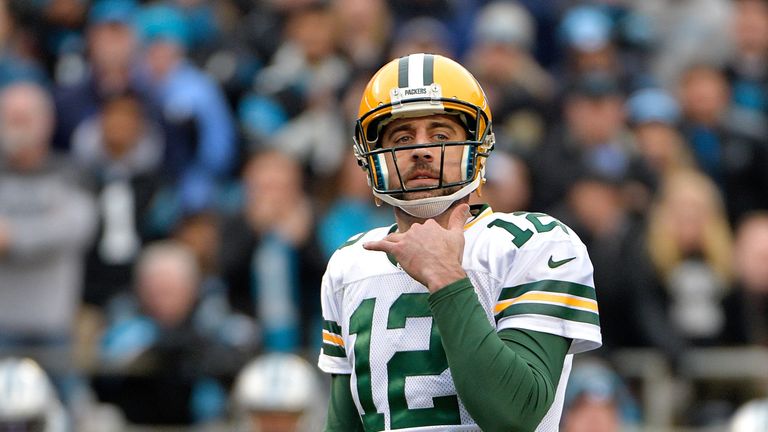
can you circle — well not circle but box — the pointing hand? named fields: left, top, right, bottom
left=364, top=203, right=470, bottom=293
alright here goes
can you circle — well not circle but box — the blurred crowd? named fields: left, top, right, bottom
left=1, top=0, right=768, bottom=430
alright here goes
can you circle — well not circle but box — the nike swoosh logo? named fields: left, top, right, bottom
left=548, top=256, right=576, bottom=268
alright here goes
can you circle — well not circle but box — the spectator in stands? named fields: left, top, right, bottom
left=53, top=0, right=148, bottom=151
left=677, top=64, right=768, bottom=224
left=726, top=0, right=768, bottom=125
left=220, top=150, right=325, bottom=353
left=332, top=0, right=391, bottom=70
left=209, top=0, right=284, bottom=109
left=0, top=81, right=97, bottom=379
left=136, top=3, right=237, bottom=215
left=556, top=5, right=624, bottom=89
left=626, top=87, right=694, bottom=179
left=171, top=210, right=241, bottom=352
left=678, top=64, right=731, bottom=178
left=529, top=72, right=653, bottom=214
left=728, top=212, right=768, bottom=345
left=465, top=1, right=554, bottom=155
left=561, top=359, right=641, bottom=432
left=71, top=92, right=165, bottom=308
left=387, top=0, right=457, bottom=35
left=388, top=17, right=454, bottom=59
left=0, top=1, right=49, bottom=88
left=646, top=169, right=737, bottom=346
left=165, top=0, right=222, bottom=65
left=232, top=353, right=322, bottom=432
left=469, top=150, right=531, bottom=214
left=173, top=211, right=224, bottom=290
left=30, top=0, right=88, bottom=67
left=317, top=152, right=393, bottom=259
left=244, top=1, right=350, bottom=177
left=96, top=240, right=256, bottom=426
left=560, top=169, right=683, bottom=359
left=635, top=0, right=733, bottom=89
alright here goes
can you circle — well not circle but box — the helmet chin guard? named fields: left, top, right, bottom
left=374, top=176, right=482, bottom=219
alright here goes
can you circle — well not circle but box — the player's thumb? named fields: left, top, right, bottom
left=449, top=203, right=470, bottom=231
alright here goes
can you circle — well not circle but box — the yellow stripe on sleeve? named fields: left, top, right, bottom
left=322, top=330, right=345, bottom=347
left=494, top=291, right=599, bottom=314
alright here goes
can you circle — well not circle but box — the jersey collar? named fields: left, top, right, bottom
left=464, top=203, right=493, bottom=230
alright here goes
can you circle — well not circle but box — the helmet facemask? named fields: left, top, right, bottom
left=354, top=97, right=494, bottom=218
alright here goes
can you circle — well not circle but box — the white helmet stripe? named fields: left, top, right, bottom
left=397, top=54, right=436, bottom=89
left=407, top=53, right=425, bottom=88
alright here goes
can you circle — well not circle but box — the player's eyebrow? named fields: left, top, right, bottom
left=427, top=119, right=461, bottom=131
left=383, top=118, right=462, bottom=142
left=383, top=122, right=415, bottom=141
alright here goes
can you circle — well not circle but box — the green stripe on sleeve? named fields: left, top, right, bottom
left=495, top=303, right=600, bottom=326
left=323, top=343, right=347, bottom=358
left=498, top=280, right=596, bottom=302
left=323, top=320, right=342, bottom=335
left=323, top=320, right=341, bottom=336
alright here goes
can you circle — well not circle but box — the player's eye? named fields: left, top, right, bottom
left=393, top=135, right=412, bottom=145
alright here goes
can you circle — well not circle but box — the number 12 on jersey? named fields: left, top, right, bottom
left=349, top=294, right=461, bottom=431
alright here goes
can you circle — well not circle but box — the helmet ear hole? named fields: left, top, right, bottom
left=453, top=112, right=474, bottom=139
left=366, top=121, right=381, bottom=146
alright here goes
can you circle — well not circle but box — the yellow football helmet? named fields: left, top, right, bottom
left=353, top=53, right=495, bottom=218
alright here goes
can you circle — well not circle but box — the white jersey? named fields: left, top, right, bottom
left=318, top=205, right=602, bottom=431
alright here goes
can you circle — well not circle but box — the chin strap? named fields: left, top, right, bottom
left=373, top=176, right=481, bottom=219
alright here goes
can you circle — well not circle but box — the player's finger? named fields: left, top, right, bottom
left=448, top=203, right=470, bottom=231
left=363, top=240, right=394, bottom=253
left=383, top=232, right=404, bottom=242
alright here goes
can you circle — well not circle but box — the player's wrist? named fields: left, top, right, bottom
left=425, top=268, right=468, bottom=293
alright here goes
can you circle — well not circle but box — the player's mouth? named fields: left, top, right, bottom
left=405, top=170, right=440, bottom=188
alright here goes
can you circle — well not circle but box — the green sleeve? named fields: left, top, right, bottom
left=324, top=374, right=365, bottom=432
left=428, top=277, right=571, bottom=432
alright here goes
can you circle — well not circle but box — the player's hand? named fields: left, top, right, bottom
left=363, top=203, right=469, bottom=293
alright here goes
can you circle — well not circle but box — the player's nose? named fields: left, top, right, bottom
left=409, top=146, right=435, bottom=161
left=409, top=130, right=438, bottom=161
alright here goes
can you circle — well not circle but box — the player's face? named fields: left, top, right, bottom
left=379, top=114, right=468, bottom=200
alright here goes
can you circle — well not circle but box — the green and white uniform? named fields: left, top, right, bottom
left=318, top=205, right=602, bottom=431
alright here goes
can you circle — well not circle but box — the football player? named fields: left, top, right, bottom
left=318, top=53, right=602, bottom=431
